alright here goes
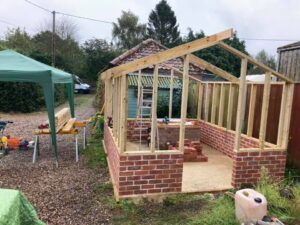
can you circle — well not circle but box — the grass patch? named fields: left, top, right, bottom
left=109, top=194, right=213, bottom=225
left=82, top=137, right=106, bottom=169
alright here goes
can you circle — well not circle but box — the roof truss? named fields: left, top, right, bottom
left=101, top=28, right=293, bottom=83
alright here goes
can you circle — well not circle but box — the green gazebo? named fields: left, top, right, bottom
left=0, top=49, right=75, bottom=163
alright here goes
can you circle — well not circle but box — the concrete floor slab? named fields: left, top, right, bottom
left=182, top=144, right=233, bottom=192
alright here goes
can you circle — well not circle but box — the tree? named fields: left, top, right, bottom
left=248, top=50, right=276, bottom=74
left=82, top=39, right=119, bottom=80
left=112, top=11, right=146, bottom=50
left=182, top=28, right=250, bottom=77
left=3, top=28, right=33, bottom=55
left=147, top=0, right=181, bottom=47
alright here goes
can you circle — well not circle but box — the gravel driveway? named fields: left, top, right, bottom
left=0, top=94, right=112, bottom=225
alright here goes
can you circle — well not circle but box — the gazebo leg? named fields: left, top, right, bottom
left=75, top=134, right=79, bottom=162
left=83, top=127, right=86, bottom=149
left=32, top=135, right=39, bottom=163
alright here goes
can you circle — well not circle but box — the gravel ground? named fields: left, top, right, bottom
left=0, top=95, right=112, bottom=225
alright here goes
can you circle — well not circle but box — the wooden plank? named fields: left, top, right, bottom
left=119, top=75, right=128, bottom=153
left=107, top=78, right=113, bottom=117
left=169, top=69, right=174, bottom=119
left=197, top=83, right=203, bottom=120
left=277, top=83, right=286, bottom=146
left=227, top=83, right=234, bottom=130
left=219, top=42, right=293, bottom=83
left=117, top=77, right=121, bottom=144
left=102, top=29, right=233, bottom=80
left=281, top=83, right=294, bottom=149
left=234, top=58, right=248, bottom=151
left=247, top=84, right=257, bottom=137
left=179, top=55, right=190, bottom=152
left=62, top=118, right=76, bottom=133
left=137, top=69, right=142, bottom=109
left=150, top=65, right=159, bottom=152
left=211, top=83, right=217, bottom=124
left=112, top=78, right=117, bottom=136
left=259, top=72, right=272, bottom=149
left=204, top=83, right=210, bottom=122
left=189, top=55, right=239, bottom=82
left=218, top=83, right=225, bottom=126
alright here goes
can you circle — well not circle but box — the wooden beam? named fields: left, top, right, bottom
left=227, top=83, right=234, bottom=130
left=247, top=84, right=257, bottom=137
left=197, top=83, right=203, bottom=120
left=281, top=83, right=294, bottom=149
left=117, top=78, right=121, bottom=144
left=234, top=58, right=248, bottom=150
left=277, top=83, right=286, bottom=146
left=259, top=72, right=271, bottom=149
left=107, top=78, right=113, bottom=118
left=218, top=83, right=225, bottom=126
left=137, top=70, right=142, bottom=109
left=211, top=83, right=217, bottom=124
left=119, top=75, right=128, bottom=152
left=179, top=55, right=190, bottom=152
left=102, top=29, right=233, bottom=80
left=169, top=69, right=174, bottom=119
left=112, top=78, right=117, bottom=136
left=219, top=42, right=293, bottom=83
left=204, top=83, right=210, bottom=122
left=189, top=55, right=239, bottom=82
left=150, top=65, right=159, bottom=152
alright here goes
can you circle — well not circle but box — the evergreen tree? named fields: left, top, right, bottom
left=147, top=0, right=181, bottom=47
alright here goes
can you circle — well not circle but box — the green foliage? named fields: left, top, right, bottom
left=82, top=39, right=119, bottom=80
left=249, top=49, right=276, bottom=74
left=191, top=195, right=239, bottom=225
left=91, top=113, right=105, bottom=138
left=147, top=0, right=181, bottom=47
left=112, top=11, right=146, bottom=50
left=157, top=89, right=182, bottom=118
left=256, top=168, right=300, bottom=224
left=82, top=134, right=107, bottom=169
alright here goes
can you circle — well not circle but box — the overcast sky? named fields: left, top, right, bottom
left=1, top=0, right=300, bottom=57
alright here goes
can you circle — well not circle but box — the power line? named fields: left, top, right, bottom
left=240, top=38, right=299, bottom=42
left=24, top=0, right=113, bottom=24
left=0, top=19, right=16, bottom=27
left=24, top=0, right=52, bottom=13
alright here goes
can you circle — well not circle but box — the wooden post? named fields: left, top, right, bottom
left=119, top=75, right=128, bottom=153
left=197, top=83, right=203, bottom=120
left=259, top=72, right=271, bottom=149
left=179, top=55, right=190, bottom=152
left=150, top=65, right=159, bottom=152
left=107, top=78, right=113, bottom=118
left=169, top=69, right=174, bottom=119
left=137, top=70, right=142, bottom=108
left=247, top=84, right=257, bottom=136
left=281, top=83, right=294, bottom=149
left=218, top=83, right=225, bottom=126
left=234, top=58, right=247, bottom=151
left=204, top=83, right=209, bottom=122
left=227, top=83, right=234, bottom=130
left=112, top=78, right=117, bottom=136
left=277, top=83, right=286, bottom=146
left=117, top=78, right=121, bottom=144
left=211, top=83, right=217, bottom=124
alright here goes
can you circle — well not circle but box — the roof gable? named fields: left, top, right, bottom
left=110, top=39, right=203, bottom=75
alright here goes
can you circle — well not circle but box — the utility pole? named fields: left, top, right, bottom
left=52, top=10, right=56, bottom=67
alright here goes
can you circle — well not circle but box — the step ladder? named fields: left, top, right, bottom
left=136, top=85, right=159, bottom=150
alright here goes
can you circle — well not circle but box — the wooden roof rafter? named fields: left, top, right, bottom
left=218, top=42, right=293, bottom=83
left=101, top=28, right=234, bottom=80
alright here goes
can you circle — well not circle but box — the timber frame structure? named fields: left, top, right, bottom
left=101, top=28, right=294, bottom=199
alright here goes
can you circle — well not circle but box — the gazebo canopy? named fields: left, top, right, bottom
left=0, top=49, right=75, bottom=163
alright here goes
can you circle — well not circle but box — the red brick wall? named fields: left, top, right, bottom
left=104, top=123, right=183, bottom=198
left=119, top=153, right=183, bottom=197
left=104, top=124, right=120, bottom=189
left=232, top=150, right=286, bottom=188
left=199, top=121, right=258, bottom=158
